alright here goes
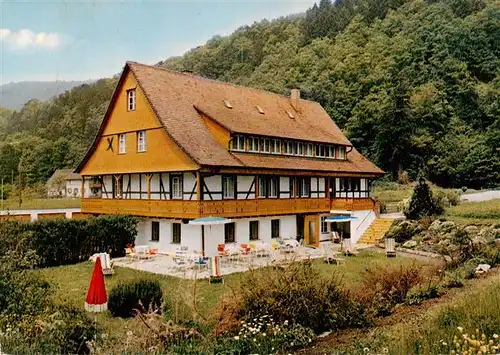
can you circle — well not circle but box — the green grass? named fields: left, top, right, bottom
left=0, top=198, right=80, bottom=210
left=35, top=249, right=425, bottom=343
left=334, top=273, right=500, bottom=354
left=445, top=199, right=500, bottom=224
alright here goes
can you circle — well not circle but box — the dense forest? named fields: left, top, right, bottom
left=0, top=0, right=499, bottom=188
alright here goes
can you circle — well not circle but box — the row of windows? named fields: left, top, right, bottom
left=117, top=130, right=147, bottom=154
left=150, top=219, right=280, bottom=244
left=113, top=175, right=365, bottom=200
left=231, top=135, right=346, bottom=160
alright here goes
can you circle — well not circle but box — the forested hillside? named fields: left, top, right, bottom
left=1, top=0, right=499, bottom=188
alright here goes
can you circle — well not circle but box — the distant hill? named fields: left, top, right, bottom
left=0, top=81, right=88, bottom=110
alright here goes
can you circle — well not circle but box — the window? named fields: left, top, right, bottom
left=232, top=135, right=245, bottom=151
left=152, top=221, right=160, bottom=242
left=268, top=176, right=279, bottom=198
left=258, top=176, right=279, bottom=198
left=263, top=139, right=270, bottom=153
left=224, top=223, right=235, bottom=243
left=119, top=134, right=126, bottom=154
left=171, top=175, right=183, bottom=199
left=283, top=141, right=294, bottom=155
left=316, top=144, right=325, bottom=158
left=291, top=177, right=310, bottom=198
left=137, top=130, right=146, bottom=152
left=271, top=219, right=280, bottom=239
left=172, top=223, right=181, bottom=244
left=301, top=177, right=311, bottom=197
left=127, top=89, right=136, bottom=111
left=249, top=221, right=259, bottom=240
left=305, top=143, right=314, bottom=157
left=222, top=175, right=236, bottom=199
left=340, top=178, right=360, bottom=191
left=248, top=137, right=259, bottom=152
left=325, top=145, right=332, bottom=158
left=320, top=216, right=328, bottom=234
left=295, top=142, right=303, bottom=156
left=67, top=188, right=72, bottom=195
left=338, top=146, right=346, bottom=159
left=258, top=176, right=267, bottom=198
left=271, top=139, right=281, bottom=154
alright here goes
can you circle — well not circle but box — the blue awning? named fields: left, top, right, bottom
left=325, top=215, right=358, bottom=222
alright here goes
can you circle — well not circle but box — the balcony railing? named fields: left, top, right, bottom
left=81, top=197, right=376, bottom=219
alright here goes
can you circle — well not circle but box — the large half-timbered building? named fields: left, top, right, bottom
left=76, top=61, right=384, bottom=256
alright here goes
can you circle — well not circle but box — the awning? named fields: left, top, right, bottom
left=189, top=216, right=232, bottom=225
left=325, top=215, right=358, bottom=222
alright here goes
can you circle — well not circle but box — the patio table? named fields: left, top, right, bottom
left=135, top=245, right=150, bottom=254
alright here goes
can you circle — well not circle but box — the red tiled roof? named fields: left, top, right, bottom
left=77, top=61, right=383, bottom=176
left=231, top=148, right=383, bottom=175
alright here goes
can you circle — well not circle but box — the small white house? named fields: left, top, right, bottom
left=47, top=169, right=89, bottom=198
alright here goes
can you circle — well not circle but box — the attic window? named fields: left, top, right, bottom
left=286, top=110, right=295, bottom=119
left=256, top=105, right=264, bottom=114
left=223, top=100, right=233, bottom=109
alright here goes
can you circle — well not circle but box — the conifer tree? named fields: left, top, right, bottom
left=405, top=177, right=444, bottom=220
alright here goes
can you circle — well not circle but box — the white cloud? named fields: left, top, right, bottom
left=0, top=28, right=66, bottom=50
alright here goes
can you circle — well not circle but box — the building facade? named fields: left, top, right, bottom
left=47, top=169, right=88, bottom=198
left=76, top=62, right=384, bottom=256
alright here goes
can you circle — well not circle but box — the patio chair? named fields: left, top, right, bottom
left=239, top=244, right=252, bottom=265
left=125, top=247, right=136, bottom=259
left=386, top=237, right=396, bottom=257
left=98, top=253, right=114, bottom=275
left=342, top=238, right=359, bottom=256
left=322, top=243, right=345, bottom=265
left=209, top=256, right=224, bottom=284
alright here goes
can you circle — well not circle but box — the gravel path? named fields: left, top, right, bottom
left=461, top=190, right=500, bottom=202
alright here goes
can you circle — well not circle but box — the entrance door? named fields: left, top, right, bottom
left=304, top=215, right=319, bottom=247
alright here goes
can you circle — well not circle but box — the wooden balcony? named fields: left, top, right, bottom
left=81, top=197, right=376, bottom=219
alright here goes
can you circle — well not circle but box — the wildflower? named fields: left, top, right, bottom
left=363, top=347, right=370, bottom=353
left=442, top=342, right=447, bottom=346
left=457, top=327, right=464, bottom=333
left=126, top=331, right=133, bottom=336
left=383, top=348, right=389, bottom=353
left=234, top=336, right=240, bottom=340
left=493, top=334, right=499, bottom=339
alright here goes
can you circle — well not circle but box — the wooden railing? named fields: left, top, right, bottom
left=81, top=197, right=376, bottom=219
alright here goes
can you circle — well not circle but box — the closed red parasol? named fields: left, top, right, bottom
left=84, top=257, right=108, bottom=312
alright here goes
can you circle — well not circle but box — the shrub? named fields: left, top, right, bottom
left=360, top=264, right=424, bottom=316
left=108, top=279, right=163, bottom=318
left=406, top=282, right=441, bottom=305
left=0, top=215, right=137, bottom=267
left=442, top=269, right=464, bottom=288
left=405, top=177, right=444, bottom=220
left=218, top=261, right=368, bottom=335
left=214, top=319, right=316, bottom=355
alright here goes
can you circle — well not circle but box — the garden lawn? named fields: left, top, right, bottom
left=36, top=249, right=426, bottom=346
left=445, top=199, right=500, bottom=225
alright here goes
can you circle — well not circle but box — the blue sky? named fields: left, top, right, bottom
left=0, top=0, right=316, bottom=84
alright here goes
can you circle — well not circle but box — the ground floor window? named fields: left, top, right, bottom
left=320, top=216, right=328, bottom=234
left=225, top=222, right=235, bottom=243
left=172, top=223, right=181, bottom=244
left=151, top=221, right=160, bottom=242
left=249, top=221, right=259, bottom=240
left=271, top=219, right=280, bottom=239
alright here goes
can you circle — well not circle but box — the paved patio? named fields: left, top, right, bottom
left=113, top=243, right=375, bottom=279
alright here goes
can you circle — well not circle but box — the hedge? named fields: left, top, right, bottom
left=0, top=215, right=137, bottom=267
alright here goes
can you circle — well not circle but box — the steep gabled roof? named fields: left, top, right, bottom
left=77, top=62, right=383, bottom=176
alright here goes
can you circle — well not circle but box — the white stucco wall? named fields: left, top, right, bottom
left=237, top=175, right=255, bottom=199
left=280, top=177, right=290, bottom=198
left=204, top=175, right=222, bottom=200
left=135, top=214, right=298, bottom=257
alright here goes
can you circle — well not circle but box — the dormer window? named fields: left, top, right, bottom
left=127, top=89, right=136, bottom=111
left=316, top=144, right=325, bottom=158
left=295, top=142, right=303, bottom=156
left=232, top=135, right=245, bottom=151
left=247, top=137, right=259, bottom=152
left=271, top=139, right=280, bottom=154
left=338, top=146, right=346, bottom=159
left=305, top=143, right=314, bottom=157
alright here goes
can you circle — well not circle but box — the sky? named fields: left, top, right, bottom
left=0, top=0, right=317, bottom=85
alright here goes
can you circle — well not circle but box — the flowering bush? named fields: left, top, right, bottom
left=214, top=315, right=316, bottom=354
left=450, top=327, right=499, bottom=354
